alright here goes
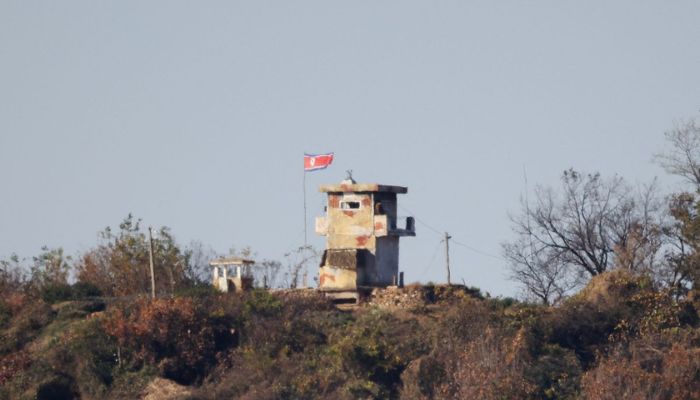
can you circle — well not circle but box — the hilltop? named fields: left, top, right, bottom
left=1, top=270, right=699, bottom=400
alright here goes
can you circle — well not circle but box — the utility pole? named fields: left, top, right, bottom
left=444, top=232, right=452, bottom=286
left=148, top=226, right=156, bottom=299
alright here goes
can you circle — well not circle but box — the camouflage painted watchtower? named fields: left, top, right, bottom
left=315, top=176, right=415, bottom=302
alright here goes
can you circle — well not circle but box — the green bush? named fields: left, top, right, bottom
left=0, top=301, right=10, bottom=329
left=41, top=282, right=104, bottom=304
left=0, top=301, right=54, bottom=355
left=328, top=309, right=426, bottom=398
left=527, top=344, right=582, bottom=399
left=72, top=282, right=102, bottom=298
left=106, top=367, right=158, bottom=400
left=174, top=284, right=220, bottom=299
left=41, top=283, right=74, bottom=304
left=544, top=271, right=671, bottom=367
left=491, top=296, right=518, bottom=308
left=244, top=289, right=283, bottom=317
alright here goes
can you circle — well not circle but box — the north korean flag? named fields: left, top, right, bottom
left=304, top=153, right=334, bottom=171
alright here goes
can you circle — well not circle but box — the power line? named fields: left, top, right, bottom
left=398, top=204, right=447, bottom=236
left=451, top=239, right=505, bottom=261
left=399, top=204, right=506, bottom=262
left=418, top=239, right=443, bottom=277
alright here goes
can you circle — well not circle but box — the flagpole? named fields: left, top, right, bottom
left=303, top=167, right=307, bottom=249
left=302, top=152, right=333, bottom=288
left=302, top=161, right=308, bottom=288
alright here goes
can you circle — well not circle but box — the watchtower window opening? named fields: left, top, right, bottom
left=340, top=201, right=360, bottom=210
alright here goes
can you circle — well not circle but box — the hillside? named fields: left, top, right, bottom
left=1, top=271, right=699, bottom=400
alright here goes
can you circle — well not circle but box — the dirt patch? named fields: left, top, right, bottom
left=142, top=377, right=193, bottom=400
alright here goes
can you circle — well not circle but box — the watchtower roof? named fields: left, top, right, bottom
left=209, top=257, right=256, bottom=266
left=319, top=182, right=407, bottom=194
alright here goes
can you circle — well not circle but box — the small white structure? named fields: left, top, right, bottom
left=210, top=257, right=256, bottom=293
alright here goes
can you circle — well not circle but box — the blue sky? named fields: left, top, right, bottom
left=1, top=1, right=699, bottom=296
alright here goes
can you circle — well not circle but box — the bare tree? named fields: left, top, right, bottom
left=30, top=246, right=71, bottom=289
left=653, top=116, right=700, bottom=294
left=184, top=241, right=219, bottom=284
left=610, top=181, right=665, bottom=273
left=504, top=169, right=664, bottom=303
left=654, top=118, right=700, bottom=188
left=0, top=254, right=28, bottom=295
left=503, top=240, right=579, bottom=305
left=281, top=245, right=320, bottom=289
left=256, top=259, right=282, bottom=288
left=657, top=196, right=694, bottom=294
left=660, top=193, right=700, bottom=294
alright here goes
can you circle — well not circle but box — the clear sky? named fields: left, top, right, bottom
left=1, top=1, right=699, bottom=297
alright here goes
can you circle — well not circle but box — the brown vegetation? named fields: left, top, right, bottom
left=0, top=268, right=698, bottom=399
left=5, top=114, right=700, bottom=398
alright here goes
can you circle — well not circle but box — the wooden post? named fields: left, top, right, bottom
left=148, top=227, right=156, bottom=299
left=445, top=232, right=452, bottom=286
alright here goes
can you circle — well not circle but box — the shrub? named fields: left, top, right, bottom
left=71, top=282, right=102, bottom=298
left=491, top=296, right=518, bottom=308
left=244, top=289, right=283, bottom=317
left=399, top=356, right=446, bottom=400
left=174, top=284, right=220, bottom=299
left=0, top=350, right=31, bottom=386
left=211, top=307, right=412, bottom=399
left=105, top=367, right=157, bottom=400
left=67, top=319, right=117, bottom=396
left=442, top=327, right=535, bottom=399
left=544, top=270, right=668, bottom=367
left=2, top=292, right=29, bottom=315
left=34, top=320, right=115, bottom=399
left=241, top=296, right=330, bottom=358
left=328, top=309, right=426, bottom=398
left=0, top=301, right=10, bottom=329
left=102, top=297, right=237, bottom=385
left=41, top=283, right=74, bottom=304
left=40, top=282, right=104, bottom=304
left=0, top=308, right=117, bottom=399
left=0, top=301, right=54, bottom=355
left=581, top=331, right=700, bottom=399
left=438, top=297, right=498, bottom=347
left=527, top=344, right=582, bottom=399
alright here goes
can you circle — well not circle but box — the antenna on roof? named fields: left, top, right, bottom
left=345, top=170, right=356, bottom=183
